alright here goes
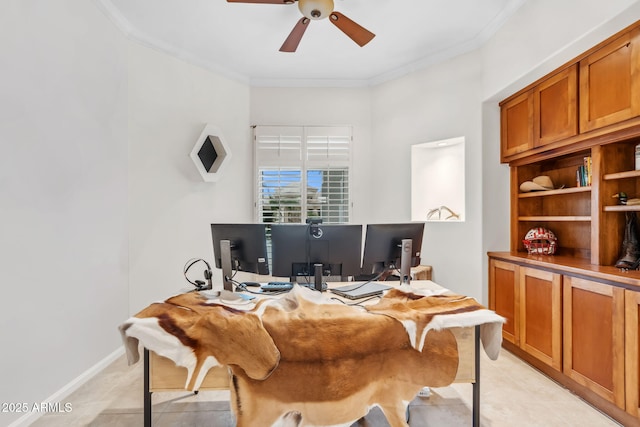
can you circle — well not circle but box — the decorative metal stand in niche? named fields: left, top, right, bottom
left=427, top=206, right=460, bottom=220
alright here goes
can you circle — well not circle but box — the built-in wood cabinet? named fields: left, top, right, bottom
left=488, top=259, right=561, bottom=370
left=500, top=22, right=640, bottom=164
left=511, top=149, right=593, bottom=259
left=563, top=276, right=625, bottom=408
left=488, top=254, right=640, bottom=425
left=625, top=289, right=640, bottom=417
left=488, top=259, right=519, bottom=345
left=510, top=138, right=640, bottom=267
left=534, top=64, right=578, bottom=147
left=520, top=267, right=562, bottom=371
left=500, top=91, right=533, bottom=160
left=597, top=141, right=640, bottom=266
left=493, top=18, right=640, bottom=427
left=500, top=64, right=579, bottom=163
left=580, top=27, right=640, bottom=133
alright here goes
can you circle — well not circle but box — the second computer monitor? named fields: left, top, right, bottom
left=361, top=223, right=425, bottom=275
left=210, top=223, right=270, bottom=275
left=270, top=223, right=363, bottom=281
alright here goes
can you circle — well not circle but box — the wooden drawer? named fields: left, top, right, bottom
left=150, top=352, right=230, bottom=392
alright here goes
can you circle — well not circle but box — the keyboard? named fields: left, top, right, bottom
left=260, top=282, right=294, bottom=292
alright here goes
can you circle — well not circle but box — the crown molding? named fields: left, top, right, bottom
left=94, top=0, right=526, bottom=89
left=94, top=0, right=250, bottom=85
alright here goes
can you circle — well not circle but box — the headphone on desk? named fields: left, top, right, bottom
left=183, top=258, right=213, bottom=291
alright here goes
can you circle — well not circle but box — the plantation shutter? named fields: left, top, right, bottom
left=254, top=125, right=352, bottom=224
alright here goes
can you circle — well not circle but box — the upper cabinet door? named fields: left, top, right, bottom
left=500, top=90, right=534, bottom=161
left=534, top=64, right=578, bottom=148
left=580, top=28, right=640, bottom=133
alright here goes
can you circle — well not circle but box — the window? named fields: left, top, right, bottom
left=254, top=125, right=352, bottom=225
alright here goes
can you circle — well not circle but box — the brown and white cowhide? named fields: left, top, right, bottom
left=119, top=293, right=280, bottom=390
left=119, top=285, right=504, bottom=427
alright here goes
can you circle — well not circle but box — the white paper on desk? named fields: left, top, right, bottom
left=200, top=290, right=256, bottom=307
left=401, top=284, right=449, bottom=297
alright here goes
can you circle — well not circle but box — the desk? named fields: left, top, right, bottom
left=122, top=281, right=502, bottom=427
left=143, top=328, right=480, bottom=426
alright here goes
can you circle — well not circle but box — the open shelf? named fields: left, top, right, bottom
left=519, top=186, right=591, bottom=198
left=603, top=169, right=640, bottom=180
left=518, top=216, right=591, bottom=222
left=604, top=205, right=640, bottom=212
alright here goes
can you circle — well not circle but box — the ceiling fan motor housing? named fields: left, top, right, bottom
left=298, top=0, right=334, bottom=20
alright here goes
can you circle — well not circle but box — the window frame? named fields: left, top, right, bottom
left=253, top=125, right=353, bottom=225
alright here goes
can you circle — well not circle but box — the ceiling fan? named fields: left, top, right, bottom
left=227, top=0, right=375, bottom=52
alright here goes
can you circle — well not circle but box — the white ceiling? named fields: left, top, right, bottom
left=99, top=0, right=527, bottom=86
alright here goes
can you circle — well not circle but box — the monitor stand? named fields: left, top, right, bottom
left=220, top=239, right=234, bottom=291
left=290, top=263, right=343, bottom=287
left=399, top=239, right=412, bottom=285
left=314, top=263, right=324, bottom=292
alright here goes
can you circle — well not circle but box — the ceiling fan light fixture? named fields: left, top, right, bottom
left=298, top=0, right=334, bottom=20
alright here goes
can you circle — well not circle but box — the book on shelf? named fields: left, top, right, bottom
left=576, top=156, right=592, bottom=187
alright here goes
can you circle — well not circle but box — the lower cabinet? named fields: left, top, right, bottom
left=626, top=289, right=640, bottom=417
left=488, top=259, right=519, bottom=345
left=519, top=267, right=562, bottom=371
left=563, top=276, right=625, bottom=408
left=488, top=255, right=640, bottom=422
left=488, top=259, right=562, bottom=370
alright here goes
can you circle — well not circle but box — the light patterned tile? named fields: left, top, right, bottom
left=29, top=349, right=624, bottom=427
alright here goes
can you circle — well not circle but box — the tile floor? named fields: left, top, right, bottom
left=30, top=349, right=622, bottom=427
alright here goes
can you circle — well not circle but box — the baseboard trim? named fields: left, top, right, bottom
left=7, top=347, right=124, bottom=427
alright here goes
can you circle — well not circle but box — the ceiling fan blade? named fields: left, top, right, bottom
left=227, top=0, right=292, bottom=3
left=329, top=11, right=375, bottom=47
left=280, top=18, right=310, bottom=52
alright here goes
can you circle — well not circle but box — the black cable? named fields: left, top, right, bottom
left=329, top=295, right=381, bottom=306
left=229, top=278, right=261, bottom=294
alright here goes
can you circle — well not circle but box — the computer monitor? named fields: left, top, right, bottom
left=361, top=223, right=425, bottom=275
left=210, top=224, right=270, bottom=275
left=270, top=223, right=363, bottom=281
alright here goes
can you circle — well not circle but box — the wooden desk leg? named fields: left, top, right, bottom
left=473, top=325, right=480, bottom=427
left=144, top=348, right=153, bottom=427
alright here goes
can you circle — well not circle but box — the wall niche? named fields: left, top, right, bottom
left=411, top=137, right=465, bottom=222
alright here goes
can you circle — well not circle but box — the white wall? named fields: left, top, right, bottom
left=369, top=51, right=484, bottom=300
left=251, top=60, right=485, bottom=301
left=482, top=0, right=640, bottom=101
left=127, top=43, right=252, bottom=312
left=0, top=1, right=128, bottom=425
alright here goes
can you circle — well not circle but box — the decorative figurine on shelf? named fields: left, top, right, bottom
left=612, top=191, right=640, bottom=206
left=613, top=192, right=628, bottom=205
left=426, top=205, right=460, bottom=220
left=522, top=227, right=557, bottom=255
left=615, top=212, right=640, bottom=270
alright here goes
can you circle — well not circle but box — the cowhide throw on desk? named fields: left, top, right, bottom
left=119, top=285, right=504, bottom=427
